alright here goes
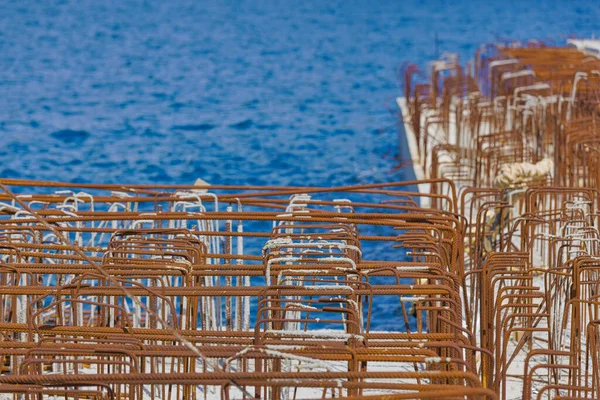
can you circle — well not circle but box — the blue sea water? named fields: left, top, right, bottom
left=1, top=0, right=599, bottom=330
left=2, top=0, right=598, bottom=186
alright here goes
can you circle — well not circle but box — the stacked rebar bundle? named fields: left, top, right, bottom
left=401, top=40, right=600, bottom=399
left=0, top=179, right=496, bottom=399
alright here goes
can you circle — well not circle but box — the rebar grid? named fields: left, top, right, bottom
left=401, top=40, right=600, bottom=399
left=0, top=179, right=498, bottom=399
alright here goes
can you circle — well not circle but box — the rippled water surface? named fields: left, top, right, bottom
left=2, top=0, right=598, bottom=185
left=1, top=0, right=599, bottom=329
